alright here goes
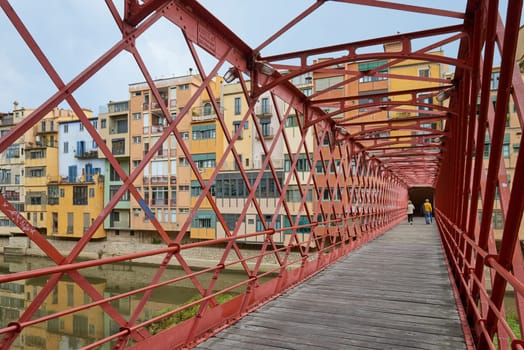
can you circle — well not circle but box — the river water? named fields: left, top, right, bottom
left=0, top=254, right=259, bottom=349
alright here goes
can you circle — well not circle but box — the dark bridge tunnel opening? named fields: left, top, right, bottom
left=408, top=187, right=434, bottom=217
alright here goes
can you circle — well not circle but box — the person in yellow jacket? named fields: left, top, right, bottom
left=423, top=199, right=433, bottom=224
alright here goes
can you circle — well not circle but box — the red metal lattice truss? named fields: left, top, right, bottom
left=0, top=0, right=523, bottom=349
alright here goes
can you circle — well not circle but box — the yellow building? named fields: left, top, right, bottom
left=189, top=76, right=224, bottom=239
left=46, top=173, right=106, bottom=239
left=24, top=108, right=84, bottom=236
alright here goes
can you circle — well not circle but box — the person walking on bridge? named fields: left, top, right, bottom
left=407, top=200, right=415, bottom=225
left=423, top=199, right=433, bottom=224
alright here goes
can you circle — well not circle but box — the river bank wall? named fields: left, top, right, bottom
left=0, top=236, right=286, bottom=272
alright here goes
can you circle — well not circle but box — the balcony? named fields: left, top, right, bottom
left=75, top=150, right=98, bottom=159
left=3, top=191, right=20, bottom=201
left=143, top=175, right=176, bottom=185
left=150, top=198, right=169, bottom=206
left=150, top=124, right=164, bottom=134
left=255, top=105, right=272, bottom=118
left=192, top=114, right=217, bottom=123
left=255, top=127, right=275, bottom=140
left=191, top=105, right=223, bottom=123
left=25, top=140, right=58, bottom=149
left=151, top=99, right=168, bottom=110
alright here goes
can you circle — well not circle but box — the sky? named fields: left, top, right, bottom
left=0, top=1, right=515, bottom=114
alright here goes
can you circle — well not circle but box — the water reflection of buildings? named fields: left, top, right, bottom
left=0, top=264, right=24, bottom=349
left=24, top=275, right=106, bottom=350
left=0, top=257, right=202, bottom=349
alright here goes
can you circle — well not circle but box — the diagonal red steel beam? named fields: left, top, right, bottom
left=332, top=0, right=464, bottom=19
left=124, top=0, right=171, bottom=26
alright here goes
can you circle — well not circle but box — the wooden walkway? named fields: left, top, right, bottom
left=196, top=217, right=468, bottom=350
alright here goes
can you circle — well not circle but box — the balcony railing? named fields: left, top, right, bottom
left=75, top=150, right=98, bottom=159
left=150, top=198, right=169, bottom=206
left=143, top=175, right=176, bottom=185
left=150, top=124, right=164, bottom=133
left=255, top=127, right=275, bottom=140
left=191, top=114, right=217, bottom=123
left=151, top=99, right=168, bottom=109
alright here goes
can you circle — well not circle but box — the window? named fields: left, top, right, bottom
left=116, top=119, right=128, bottom=133
left=203, top=102, right=212, bottom=116
left=133, top=113, right=141, bottom=120
left=418, top=68, right=430, bottom=78
left=67, top=213, right=74, bottom=234
left=181, top=132, right=189, bottom=140
left=261, top=98, right=270, bottom=114
left=151, top=186, right=168, bottom=205
left=110, top=211, right=120, bottom=223
left=27, top=167, right=45, bottom=177
left=109, top=185, right=129, bottom=201
left=285, top=114, right=301, bottom=128
left=503, top=133, right=510, bottom=158
left=112, top=139, right=125, bottom=155
left=101, top=119, right=106, bottom=128
left=256, top=214, right=281, bottom=231
left=179, top=84, right=189, bottom=90
left=48, top=186, right=59, bottom=205
left=64, top=124, right=69, bottom=133
left=192, top=126, right=216, bottom=140
left=491, top=71, right=500, bottom=90
left=73, top=186, right=88, bottom=205
left=110, top=165, right=122, bottom=181
left=234, top=97, right=241, bottom=115
left=133, top=136, right=141, bottom=144
left=233, top=121, right=242, bottom=137
left=223, top=214, right=240, bottom=231
left=492, top=209, right=503, bottom=229
left=179, top=157, right=189, bottom=166
left=6, top=145, right=20, bottom=159
left=484, top=135, right=490, bottom=158
left=79, top=123, right=84, bottom=131
left=63, top=142, right=69, bottom=153
left=194, top=154, right=216, bottom=169
left=261, top=119, right=271, bottom=137
left=315, top=75, right=344, bottom=91
left=284, top=154, right=310, bottom=172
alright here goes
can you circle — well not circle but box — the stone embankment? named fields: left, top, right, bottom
left=0, top=236, right=283, bottom=271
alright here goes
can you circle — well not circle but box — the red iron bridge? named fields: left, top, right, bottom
left=0, top=1, right=523, bottom=349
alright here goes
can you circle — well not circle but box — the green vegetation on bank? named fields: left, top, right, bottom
left=147, top=293, right=236, bottom=335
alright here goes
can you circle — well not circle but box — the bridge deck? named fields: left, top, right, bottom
left=196, top=218, right=469, bottom=350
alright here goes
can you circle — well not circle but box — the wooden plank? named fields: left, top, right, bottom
left=196, top=218, right=467, bottom=349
